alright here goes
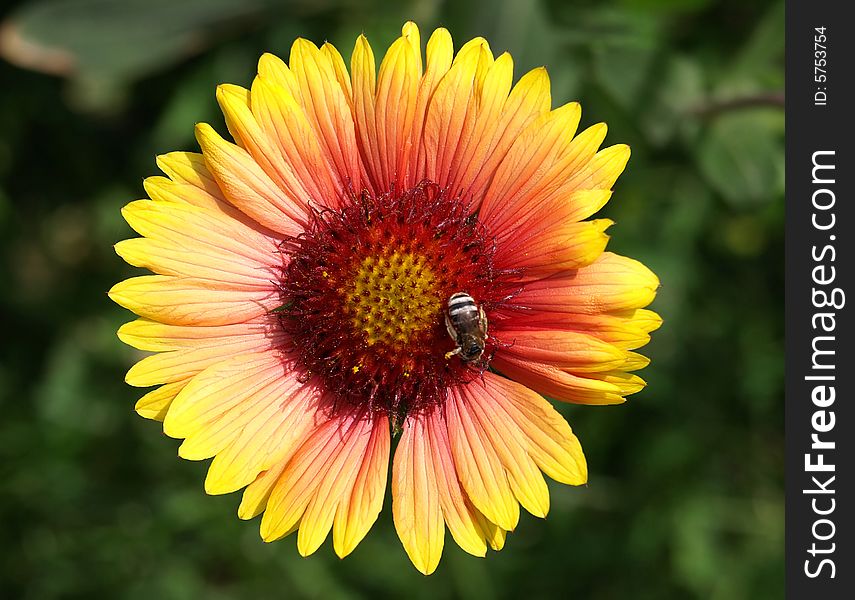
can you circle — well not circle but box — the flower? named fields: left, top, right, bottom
left=110, top=21, right=660, bottom=574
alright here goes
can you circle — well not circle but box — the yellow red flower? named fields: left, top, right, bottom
left=110, top=21, right=660, bottom=574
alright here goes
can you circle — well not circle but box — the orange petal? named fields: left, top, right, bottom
left=374, top=31, right=420, bottom=191
left=320, top=42, right=353, bottom=107
left=511, top=309, right=663, bottom=351
left=478, top=373, right=587, bottom=485
left=510, top=252, right=659, bottom=316
left=465, top=66, right=552, bottom=206
left=260, top=411, right=382, bottom=558
left=494, top=328, right=629, bottom=374
left=496, top=218, right=613, bottom=276
left=195, top=123, right=305, bottom=236
left=421, top=410, right=493, bottom=557
left=351, top=34, right=380, bottom=193
left=289, top=39, right=363, bottom=194
left=445, top=386, right=519, bottom=531
left=423, top=38, right=492, bottom=190
left=482, top=120, right=612, bottom=236
left=404, top=26, right=453, bottom=189
left=444, top=52, right=513, bottom=198
left=455, top=382, right=550, bottom=518
left=332, top=415, right=390, bottom=558
left=249, top=75, right=341, bottom=206
left=480, top=105, right=600, bottom=229
left=492, top=354, right=628, bottom=405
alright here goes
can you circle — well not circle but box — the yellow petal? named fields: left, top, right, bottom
left=423, top=38, right=490, bottom=188
left=115, top=237, right=276, bottom=289
left=134, top=381, right=184, bottom=421
left=144, top=175, right=224, bottom=211
left=155, top=151, right=226, bottom=202
left=564, top=189, right=613, bottom=223
left=239, top=460, right=289, bottom=520
left=217, top=83, right=317, bottom=208
left=392, top=413, right=445, bottom=575
left=163, top=352, right=294, bottom=449
left=124, top=328, right=284, bottom=388
left=109, top=275, right=279, bottom=326
left=257, top=52, right=302, bottom=100
left=205, top=380, right=321, bottom=495
left=401, top=21, right=422, bottom=74
left=564, top=143, right=631, bottom=191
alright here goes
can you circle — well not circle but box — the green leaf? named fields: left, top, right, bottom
left=696, top=111, right=783, bottom=206
left=0, top=0, right=274, bottom=110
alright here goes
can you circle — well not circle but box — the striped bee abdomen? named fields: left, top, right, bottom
left=448, top=292, right=478, bottom=321
left=445, top=292, right=488, bottom=362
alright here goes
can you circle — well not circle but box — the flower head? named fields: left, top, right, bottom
left=110, top=22, right=660, bottom=574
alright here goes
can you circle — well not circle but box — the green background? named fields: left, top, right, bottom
left=0, top=0, right=783, bottom=597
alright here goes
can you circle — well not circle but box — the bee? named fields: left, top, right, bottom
left=444, top=292, right=488, bottom=362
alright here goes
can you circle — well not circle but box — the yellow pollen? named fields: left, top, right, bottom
left=342, top=249, right=442, bottom=347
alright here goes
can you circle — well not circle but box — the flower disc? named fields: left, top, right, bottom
left=279, top=181, right=517, bottom=419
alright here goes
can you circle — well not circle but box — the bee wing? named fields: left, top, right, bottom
left=444, top=312, right=459, bottom=342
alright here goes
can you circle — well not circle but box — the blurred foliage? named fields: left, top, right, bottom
left=0, top=0, right=783, bottom=597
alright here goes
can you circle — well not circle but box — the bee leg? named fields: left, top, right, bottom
left=444, top=347, right=462, bottom=360
left=479, top=306, right=488, bottom=336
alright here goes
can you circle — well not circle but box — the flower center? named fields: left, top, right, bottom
left=345, top=251, right=441, bottom=347
left=277, top=181, right=518, bottom=421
